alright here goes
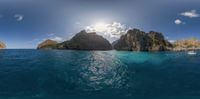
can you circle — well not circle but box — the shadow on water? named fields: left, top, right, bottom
left=0, top=50, right=200, bottom=99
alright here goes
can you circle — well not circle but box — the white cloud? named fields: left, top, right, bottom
left=180, top=10, right=200, bottom=18
left=174, top=19, right=184, bottom=25
left=14, top=14, right=24, bottom=21
left=37, top=36, right=64, bottom=45
left=50, top=36, right=63, bottom=42
left=47, top=33, right=64, bottom=42
left=36, top=33, right=64, bottom=44
left=85, top=22, right=130, bottom=42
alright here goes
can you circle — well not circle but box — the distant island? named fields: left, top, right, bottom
left=173, top=38, right=200, bottom=51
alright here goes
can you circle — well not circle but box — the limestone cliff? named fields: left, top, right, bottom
left=58, top=30, right=112, bottom=50
left=112, top=29, right=172, bottom=51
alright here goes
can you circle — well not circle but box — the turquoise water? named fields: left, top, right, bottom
left=0, top=49, right=200, bottom=99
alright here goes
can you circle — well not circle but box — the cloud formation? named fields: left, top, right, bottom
left=51, top=36, right=63, bottom=42
left=14, top=14, right=24, bottom=21
left=174, top=19, right=185, bottom=25
left=35, top=33, right=64, bottom=45
left=47, top=33, right=63, bottom=42
left=85, top=22, right=130, bottom=42
left=180, top=10, right=200, bottom=18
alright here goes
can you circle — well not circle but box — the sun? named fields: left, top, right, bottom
left=93, top=22, right=108, bottom=32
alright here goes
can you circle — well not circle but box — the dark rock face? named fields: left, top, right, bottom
left=58, top=30, right=112, bottom=50
left=113, top=29, right=172, bottom=51
left=0, top=41, right=6, bottom=49
left=37, top=29, right=171, bottom=51
left=37, top=39, right=58, bottom=49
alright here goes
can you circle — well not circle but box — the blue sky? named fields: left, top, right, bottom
left=0, top=0, right=200, bottom=48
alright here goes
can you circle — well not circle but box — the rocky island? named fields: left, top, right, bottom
left=0, top=41, right=6, bottom=49
left=38, top=30, right=112, bottom=50
left=38, top=29, right=200, bottom=52
left=112, top=29, right=172, bottom=51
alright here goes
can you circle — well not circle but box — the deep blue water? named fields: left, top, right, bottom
left=0, top=49, right=200, bottom=99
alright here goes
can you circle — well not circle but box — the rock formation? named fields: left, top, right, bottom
left=58, top=30, right=112, bottom=50
left=38, top=30, right=112, bottom=50
left=112, top=29, right=172, bottom=51
left=37, top=39, right=58, bottom=49
left=38, top=29, right=173, bottom=51
left=0, top=41, right=6, bottom=49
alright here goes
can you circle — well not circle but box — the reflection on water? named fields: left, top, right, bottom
left=77, top=51, right=130, bottom=91
left=0, top=50, right=200, bottom=99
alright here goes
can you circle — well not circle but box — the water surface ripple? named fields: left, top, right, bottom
left=0, top=49, right=200, bottom=99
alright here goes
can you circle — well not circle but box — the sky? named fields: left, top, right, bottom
left=0, top=0, right=200, bottom=48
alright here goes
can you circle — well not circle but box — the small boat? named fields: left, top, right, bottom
left=187, top=51, right=197, bottom=55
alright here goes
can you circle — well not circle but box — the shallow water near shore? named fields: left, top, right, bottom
left=0, top=49, right=200, bottom=99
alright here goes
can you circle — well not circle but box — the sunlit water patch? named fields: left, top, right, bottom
left=0, top=49, right=200, bottom=99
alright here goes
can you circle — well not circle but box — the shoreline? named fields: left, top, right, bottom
left=170, top=48, right=200, bottom=52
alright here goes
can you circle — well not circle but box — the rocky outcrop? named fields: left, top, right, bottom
left=38, top=29, right=173, bottom=51
left=37, top=39, right=58, bottom=49
left=38, top=30, right=112, bottom=50
left=0, top=41, right=6, bottom=49
left=112, top=29, right=172, bottom=51
left=58, top=30, right=112, bottom=50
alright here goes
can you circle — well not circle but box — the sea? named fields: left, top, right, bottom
left=0, top=49, right=200, bottom=99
